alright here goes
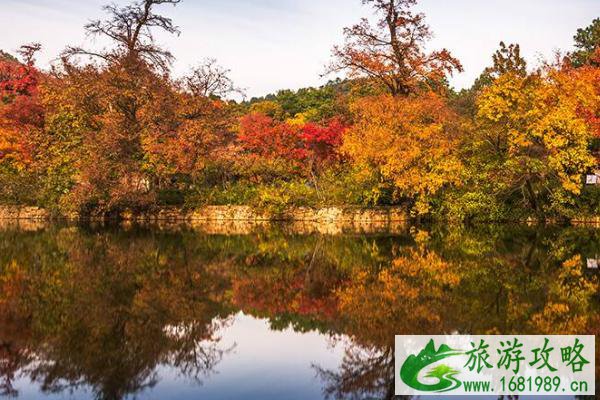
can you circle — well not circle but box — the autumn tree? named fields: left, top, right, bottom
left=140, top=60, right=242, bottom=191
left=0, top=45, right=44, bottom=204
left=473, top=63, right=599, bottom=220
left=329, top=0, right=464, bottom=215
left=299, top=117, right=346, bottom=165
left=342, top=93, right=463, bottom=214
left=451, top=42, right=527, bottom=120
left=477, top=42, right=527, bottom=87
left=43, top=0, right=252, bottom=212
left=184, top=58, right=244, bottom=99
left=460, top=42, right=528, bottom=155
left=0, top=44, right=43, bottom=163
left=237, top=112, right=346, bottom=180
left=327, top=0, right=462, bottom=96
left=238, top=113, right=307, bottom=163
left=448, top=40, right=600, bottom=221
left=63, top=0, right=181, bottom=71
left=49, top=0, right=186, bottom=211
left=141, top=84, right=237, bottom=190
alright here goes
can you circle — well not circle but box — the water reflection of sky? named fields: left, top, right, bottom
left=151, top=313, right=346, bottom=400
left=13, top=313, right=348, bottom=400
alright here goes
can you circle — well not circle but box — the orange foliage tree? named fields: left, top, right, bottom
left=342, top=93, right=463, bottom=213
left=327, top=0, right=462, bottom=96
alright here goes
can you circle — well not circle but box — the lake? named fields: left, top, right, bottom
left=0, top=222, right=597, bottom=399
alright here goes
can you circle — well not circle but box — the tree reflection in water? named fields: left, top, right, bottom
left=0, top=224, right=597, bottom=400
left=0, top=227, right=235, bottom=399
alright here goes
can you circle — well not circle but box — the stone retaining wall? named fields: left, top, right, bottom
left=0, top=206, right=50, bottom=220
left=0, top=205, right=408, bottom=223
left=122, top=205, right=408, bottom=223
left=2, top=205, right=600, bottom=230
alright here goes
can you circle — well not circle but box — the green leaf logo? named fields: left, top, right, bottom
left=400, top=339, right=464, bottom=392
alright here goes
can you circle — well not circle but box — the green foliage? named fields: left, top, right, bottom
left=185, top=181, right=259, bottom=207
left=556, top=185, right=600, bottom=218
left=0, top=165, right=38, bottom=205
left=571, top=18, right=600, bottom=67
left=181, top=166, right=396, bottom=211
left=442, top=190, right=511, bottom=222
left=36, top=108, right=85, bottom=209
left=246, top=79, right=352, bottom=122
left=157, top=188, right=186, bottom=206
left=315, top=168, right=395, bottom=206
left=254, top=181, right=315, bottom=213
left=0, top=50, right=17, bottom=63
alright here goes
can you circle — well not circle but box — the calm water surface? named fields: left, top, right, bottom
left=0, top=223, right=598, bottom=400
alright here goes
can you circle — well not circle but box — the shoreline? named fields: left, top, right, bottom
left=0, top=205, right=410, bottom=234
left=0, top=205, right=408, bottom=222
left=1, top=205, right=600, bottom=228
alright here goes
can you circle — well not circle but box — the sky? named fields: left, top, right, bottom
left=0, top=0, right=598, bottom=98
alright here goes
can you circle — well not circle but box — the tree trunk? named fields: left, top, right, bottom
left=524, top=178, right=545, bottom=222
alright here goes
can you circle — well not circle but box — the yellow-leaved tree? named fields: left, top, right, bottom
left=475, top=64, right=599, bottom=219
left=342, top=92, right=463, bottom=214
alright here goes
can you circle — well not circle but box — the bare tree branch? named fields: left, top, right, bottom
left=326, top=0, right=462, bottom=96
left=62, top=0, right=181, bottom=71
left=17, top=43, right=42, bottom=65
left=183, top=58, right=246, bottom=99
